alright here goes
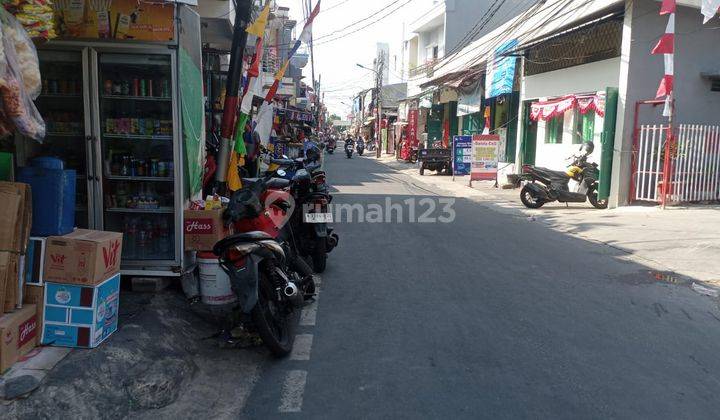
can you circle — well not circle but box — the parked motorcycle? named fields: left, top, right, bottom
left=287, top=166, right=338, bottom=272
left=213, top=172, right=315, bottom=357
left=265, top=154, right=339, bottom=273
left=345, top=142, right=354, bottom=158
left=518, top=141, right=608, bottom=209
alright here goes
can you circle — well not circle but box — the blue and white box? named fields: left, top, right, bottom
left=25, top=237, right=46, bottom=286
left=42, top=273, right=120, bottom=348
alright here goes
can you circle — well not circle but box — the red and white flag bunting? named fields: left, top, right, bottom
left=651, top=0, right=675, bottom=117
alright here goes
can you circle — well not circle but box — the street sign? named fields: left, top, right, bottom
left=471, top=134, right=500, bottom=181
left=452, top=135, right=472, bottom=176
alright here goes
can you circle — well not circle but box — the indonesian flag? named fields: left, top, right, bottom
left=299, top=1, right=321, bottom=44
left=652, top=6, right=675, bottom=118
left=702, top=0, right=720, bottom=23
left=651, top=13, right=675, bottom=54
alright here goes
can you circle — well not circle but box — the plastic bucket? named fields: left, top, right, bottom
left=197, top=253, right=237, bottom=306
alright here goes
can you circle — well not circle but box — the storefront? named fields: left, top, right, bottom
left=3, top=0, right=204, bottom=276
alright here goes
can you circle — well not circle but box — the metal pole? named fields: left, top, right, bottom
left=306, top=0, right=318, bottom=128
left=215, top=0, right=253, bottom=185
left=376, top=55, right=383, bottom=158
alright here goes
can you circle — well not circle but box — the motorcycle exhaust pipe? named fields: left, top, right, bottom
left=283, top=282, right=303, bottom=307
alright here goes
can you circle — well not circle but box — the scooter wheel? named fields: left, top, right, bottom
left=520, top=185, right=545, bottom=209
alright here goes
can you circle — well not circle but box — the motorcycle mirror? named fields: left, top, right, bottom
left=277, top=169, right=287, bottom=177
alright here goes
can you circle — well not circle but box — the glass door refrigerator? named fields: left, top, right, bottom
left=90, top=48, right=182, bottom=273
left=22, top=48, right=94, bottom=229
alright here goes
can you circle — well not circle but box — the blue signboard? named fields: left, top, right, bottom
left=485, top=39, right=518, bottom=99
left=453, top=135, right=472, bottom=175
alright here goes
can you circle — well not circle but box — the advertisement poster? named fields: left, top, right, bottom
left=453, top=135, right=472, bottom=176
left=56, top=0, right=175, bottom=42
left=471, top=134, right=500, bottom=181
left=407, top=109, right=418, bottom=147
left=484, top=39, right=518, bottom=99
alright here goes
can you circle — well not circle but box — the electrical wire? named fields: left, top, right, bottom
left=410, top=0, right=592, bottom=82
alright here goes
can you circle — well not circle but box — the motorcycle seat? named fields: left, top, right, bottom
left=267, top=177, right=291, bottom=189
left=212, top=231, right=273, bottom=256
left=533, top=167, right=569, bottom=180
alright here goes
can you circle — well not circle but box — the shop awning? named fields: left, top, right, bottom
left=530, top=94, right=606, bottom=121
left=419, top=0, right=623, bottom=88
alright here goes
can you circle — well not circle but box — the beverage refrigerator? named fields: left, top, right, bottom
left=14, top=7, right=203, bottom=277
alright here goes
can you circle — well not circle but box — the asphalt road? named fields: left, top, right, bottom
left=243, top=151, right=720, bottom=419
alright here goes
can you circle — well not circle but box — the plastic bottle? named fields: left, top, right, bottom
left=125, top=217, right=137, bottom=259
left=158, top=218, right=171, bottom=256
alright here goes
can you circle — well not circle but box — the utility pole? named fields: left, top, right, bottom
left=376, top=54, right=383, bottom=158
left=215, top=0, right=253, bottom=186
left=306, top=0, right=318, bottom=130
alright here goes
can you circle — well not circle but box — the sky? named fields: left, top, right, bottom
left=277, top=0, right=435, bottom=118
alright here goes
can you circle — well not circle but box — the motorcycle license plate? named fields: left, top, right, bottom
left=305, top=212, right=333, bottom=223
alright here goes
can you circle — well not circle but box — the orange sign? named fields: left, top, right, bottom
left=56, top=0, right=175, bottom=42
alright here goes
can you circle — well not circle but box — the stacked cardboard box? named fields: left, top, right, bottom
left=0, top=182, right=32, bottom=313
left=41, top=229, right=123, bottom=348
left=0, top=182, right=35, bottom=372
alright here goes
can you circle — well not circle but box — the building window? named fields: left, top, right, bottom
left=545, top=114, right=564, bottom=144
left=573, top=109, right=595, bottom=144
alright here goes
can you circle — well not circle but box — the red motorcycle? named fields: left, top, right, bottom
left=213, top=174, right=314, bottom=356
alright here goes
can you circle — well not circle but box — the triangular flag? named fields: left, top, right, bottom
left=651, top=14, right=675, bottom=54
left=656, top=75, right=674, bottom=98
left=660, top=0, right=676, bottom=14
left=246, top=3, right=271, bottom=37
left=226, top=151, right=242, bottom=191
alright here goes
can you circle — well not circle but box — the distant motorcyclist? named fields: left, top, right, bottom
left=345, top=137, right=355, bottom=159
left=356, top=137, right=365, bottom=156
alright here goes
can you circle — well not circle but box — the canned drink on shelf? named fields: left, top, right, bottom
left=151, top=159, right=159, bottom=177
left=132, top=79, right=140, bottom=96
left=140, top=79, right=146, bottom=97
left=147, top=79, right=154, bottom=97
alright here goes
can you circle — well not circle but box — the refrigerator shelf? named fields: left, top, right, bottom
left=106, top=207, right=174, bottom=214
left=39, top=94, right=82, bottom=99
left=105, top=175, right=174, bottom=182
left=102, top=95, right=172, bottom=102
left=46, top=132, right=83, bottom=137
left=103, top=133, right=173, bottom=140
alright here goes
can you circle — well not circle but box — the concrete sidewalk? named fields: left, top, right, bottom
left=373, top=154, right=720, bottom=285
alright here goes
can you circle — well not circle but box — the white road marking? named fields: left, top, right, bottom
left=300, top=286, right=319, bottom=326
left=290, top=334, right=314, bottom=361
left=278, top=370, right=308, bottom=413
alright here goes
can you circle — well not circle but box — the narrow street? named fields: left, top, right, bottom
left=239, top=152, right=720, bottom=418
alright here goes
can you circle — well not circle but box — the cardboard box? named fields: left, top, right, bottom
left=23, top=284, right=45, bottom=334
left=44, top=230, right=123, bottom=286
left=25, top=237, right=46, bottom=286
left=0, top=252, right=20, bottom=313
left=184, top=209, right=225, bottom=251
left=0, top=182, right=32, bottom=254
left=42, top=273, right=120, bottom=348
left=0, top=305, right=38, bottom=372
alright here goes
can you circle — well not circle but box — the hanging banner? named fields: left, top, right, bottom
left=485, top=39, right=518, bottom=99
left=407, top=109, right=419, bottom=147
left=56, top=0, right=175, bottom=42
left=453, top=135, right=472, bottom=175
left=471, top=134, right=500, bottom=181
